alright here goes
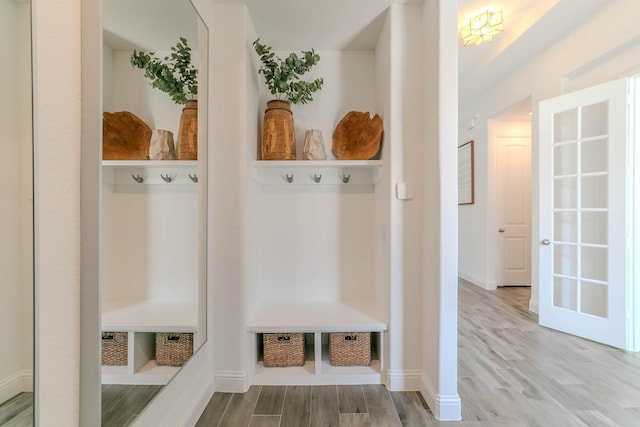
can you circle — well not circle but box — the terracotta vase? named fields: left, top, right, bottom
left=262, top=99, right=295, bottom=160
left=178, top=100, right=198, bottom=160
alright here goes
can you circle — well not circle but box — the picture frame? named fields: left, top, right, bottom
left=458, top=140, right=474, bottom=205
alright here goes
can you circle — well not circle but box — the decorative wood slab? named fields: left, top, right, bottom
left=103, top=111, right=152, bottom=160
left=332, top=111, right=383, bottom=160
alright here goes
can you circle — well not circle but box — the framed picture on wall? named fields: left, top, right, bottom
left=458, top=140, right=474, bottom=205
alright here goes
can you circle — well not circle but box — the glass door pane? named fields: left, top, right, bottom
left=551, top=101, right=610, bottom=317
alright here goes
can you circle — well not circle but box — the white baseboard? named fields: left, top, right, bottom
left=0, top=370, right=33, bottom=405
left=420, top=372, right=461, bottom=421
left=458, top=272, right=497, bottom=290
left=529, top=298, right=539, bottom=314
left=386, top=369, right=423, bottom=391
left=179, top=381, right=214, bottom=427
left=213, top=371, right=250, bottom=393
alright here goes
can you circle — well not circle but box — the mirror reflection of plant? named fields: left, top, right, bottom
left=130, top=37, right=197, bottom=105
left=253, top=39, right=323, bottom=104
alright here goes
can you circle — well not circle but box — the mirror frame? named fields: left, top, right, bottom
left=81, top=1, right=209, bottom=424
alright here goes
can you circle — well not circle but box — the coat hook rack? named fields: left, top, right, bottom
left=160, top=174, right=173, bottom=183
left=341, top=174, right=351, bottom=183
left=131, top=174, right=144, bottom=183
left=285, top=174, right=294, bottom=183
left=189, top=174, right=198, bottom=183
left=313, top=174, right=322, bottom=183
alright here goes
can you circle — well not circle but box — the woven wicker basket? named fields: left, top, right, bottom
left=156, top=333, right=194, bottom=367
left=329, top=332, right=371, bottom=366
left=263, top=333, right=305, bottom=367
left=102, top=332, right=128, bottom=366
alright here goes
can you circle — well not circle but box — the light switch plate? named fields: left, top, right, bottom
left=396, top=182, right=414, bottom=200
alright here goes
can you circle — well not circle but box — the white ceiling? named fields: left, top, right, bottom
left=458, top=0, right=610, bottom=102
left=103, top=0, right=199, bottom=51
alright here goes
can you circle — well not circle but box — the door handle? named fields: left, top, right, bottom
left=499, top=228, right=505, bottom=233
left=541, top=239, right=551, bottom=245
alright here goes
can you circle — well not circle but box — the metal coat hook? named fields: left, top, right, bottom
left=189, top=174, right=198, bottom=183
left=160, top=174, right=173, bottom=183
left=341, top=174, right=351, bottom=183
left=131, top=174, right=144, bottom=183
left=285, top=174, right=294, bottom=183
left=313, top=174, right=322, bottom=183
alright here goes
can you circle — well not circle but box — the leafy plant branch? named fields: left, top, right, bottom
left=130, top=37, right=198, bottom=105
left=253, top=39, right=324, bottom=104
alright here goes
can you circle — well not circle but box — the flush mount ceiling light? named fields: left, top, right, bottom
left=460, top=9, right=504, bottom=46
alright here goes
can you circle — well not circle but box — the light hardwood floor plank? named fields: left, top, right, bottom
left=310, top=385, right=340, bottom=427
left=339, top=412, right=370, bottom=427
left=218, top=386, right=261, bottom=427
left=249, top=415, right=281, bottom=427
left=280, top=386, right=311, bottom=427
left=195, top=392, right=232, bottom=427
left=337, top=385, right=366, bottom=414
left=254, top=385, right=286, bottom=415
left=361, top=385, right=402, bottom=427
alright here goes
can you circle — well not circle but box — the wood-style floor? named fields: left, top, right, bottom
left=102, top=384, right=163, bottom=427
left=195, top=281, right=640, bottom=426
left=0, top=393, right=32, bottom=427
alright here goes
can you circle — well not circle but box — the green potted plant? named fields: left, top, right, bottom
left=130, top=37, right=198, bottom=160
left=253, top=39, right=324, bottom=160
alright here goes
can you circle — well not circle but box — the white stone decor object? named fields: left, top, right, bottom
left=303, top=129, right=327, bottom=160
left=149, top=129, right=176, bottom=160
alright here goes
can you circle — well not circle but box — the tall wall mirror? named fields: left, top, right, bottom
left=0, top=0, right=34, bottom=424
left=100, top=0, right=207, bottom=424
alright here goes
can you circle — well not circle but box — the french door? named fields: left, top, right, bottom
left=538, top=78, right=633, bottom=349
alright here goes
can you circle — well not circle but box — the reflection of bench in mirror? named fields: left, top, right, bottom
left=101, top=300, right=197, bottom=385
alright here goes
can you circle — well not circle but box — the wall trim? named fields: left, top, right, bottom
left=386, top=369, right=422, bottom=391
left=213, top=370, right=249, bottom=393
left=529, top=298, right=539, bottom=314
left=458, top=273, right=497, bottom=290
left=420, top=372, right=462, bottom=421
left=0, top=370, right=33, bottom=405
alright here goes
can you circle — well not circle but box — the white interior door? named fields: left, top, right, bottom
left=496, top=136, right=531, bottom=286
left=539, top=78, right=630, bottom=349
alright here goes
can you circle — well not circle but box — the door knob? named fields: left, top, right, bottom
left=541, top=239, right=551, bottom=245
left=499, top=228, right=505, bottom=233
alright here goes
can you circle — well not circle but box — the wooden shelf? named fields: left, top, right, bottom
left=247, top=300, right=387, bottom=333
left=253, top=160, right=382, bottom=185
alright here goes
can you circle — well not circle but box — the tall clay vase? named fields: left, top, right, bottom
left=178, top=99, right=198, bottom=160
left=262, top=99, right=295, bottom=160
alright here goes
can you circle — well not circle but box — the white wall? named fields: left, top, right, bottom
left=422, top=0, right=461, bottom=420
left=251, top=49, right=377, bottom=306
left=33, top=0, right=82, bottom=424
left=458, top=0, right=640, bottom=312
left=0, top=0, right=33, bottom=405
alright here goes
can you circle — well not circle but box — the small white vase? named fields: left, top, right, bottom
left=302, top=129, right=327, bottom=160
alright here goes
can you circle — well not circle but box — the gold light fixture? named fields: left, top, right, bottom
left=461, top=9, right=504, bottom=46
